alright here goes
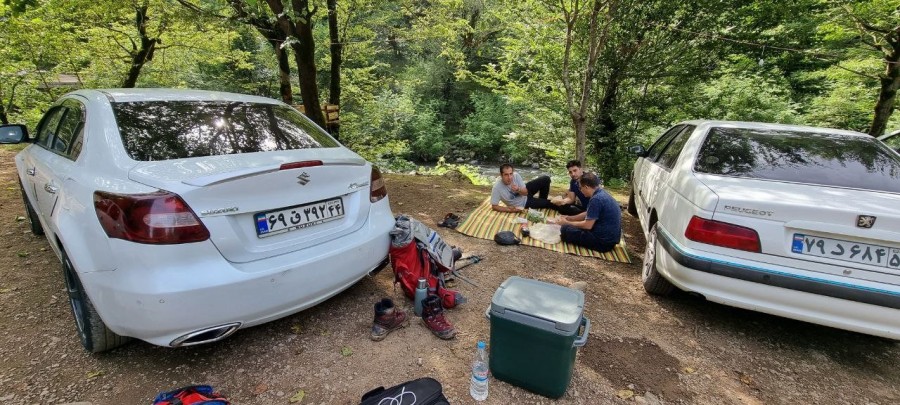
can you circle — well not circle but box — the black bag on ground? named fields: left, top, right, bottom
left=494, top=230, right=520, bottom=245
left=360, top=377, right=450, bottom=405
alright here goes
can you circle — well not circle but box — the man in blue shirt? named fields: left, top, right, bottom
left=554, top=172, right=621, bottom=252
left=554, top=160, right=594, bottom=216
left=490, top=164, right=561, bottom=213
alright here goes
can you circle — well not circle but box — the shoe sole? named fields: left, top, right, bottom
left=370, top=318, right=410, bottom=341
left=421, top=319, right=456, bottom=340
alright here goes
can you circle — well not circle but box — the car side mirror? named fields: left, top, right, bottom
left=627, top=144, right=648, bottom=157
left=0, top=124, right=29, bottom=144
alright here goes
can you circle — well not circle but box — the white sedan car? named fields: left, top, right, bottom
left=0, top=89, right=394, bottom=352
left=628, top=120, right=900, bottom=339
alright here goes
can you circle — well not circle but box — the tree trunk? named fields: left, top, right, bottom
left=261, top=33, right=293, bottom=104
left=0, top=102, right=8, bottom=125
left=574, top=113, right=587, bottom=162
left=326, top=0, right=341, bottom=139
left=265, top=0, right=326, bottom=127
left=121, top=5, right=158, bottom=88
left=868, top=35, right=899, bottom=137
left=291, top=0, right=326, bottom=128
left=226, top=1, right=293, bottom=103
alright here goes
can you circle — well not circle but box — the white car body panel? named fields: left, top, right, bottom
left=8, top=89, right=394, bottom=349
left=632, top=120, right=900, bottom=339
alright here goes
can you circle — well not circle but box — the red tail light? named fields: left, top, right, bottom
left=370, top=165, right=387, bottom=203
left=684, top=216, right=761, bottom=252
left=279, top=160, right=323, bottom=170
left=94, top=190, right=210, bottom=244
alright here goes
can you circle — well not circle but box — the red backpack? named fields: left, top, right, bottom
left=389, top=241, right=464, bottom=309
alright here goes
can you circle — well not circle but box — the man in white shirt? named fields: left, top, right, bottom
left=490, top=164, right=560, bottom=213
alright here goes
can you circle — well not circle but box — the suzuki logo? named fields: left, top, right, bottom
left=297, top=172, right=311, bottom=185
left=856, top=215, right=876, bottom=229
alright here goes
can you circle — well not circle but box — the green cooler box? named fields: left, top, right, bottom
left=487, top=276, right=590, bottom=398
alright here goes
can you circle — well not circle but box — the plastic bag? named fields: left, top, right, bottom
left=529, top=223, right=561, bottom=244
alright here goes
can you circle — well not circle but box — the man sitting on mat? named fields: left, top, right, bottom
left=552, top=172, right=621, bottom=252
left=490, top=163, right=561, bottom=213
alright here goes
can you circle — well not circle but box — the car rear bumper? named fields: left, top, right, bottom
left=655, top=228, right=900, bottom=339
left=81, top=200, right=394, bottom=347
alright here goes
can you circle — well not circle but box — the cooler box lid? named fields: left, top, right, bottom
left=490, top=276, right=584, bottom=334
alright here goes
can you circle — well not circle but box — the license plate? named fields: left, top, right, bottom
left=255, top=197, right=345, bottom=237
left=791, top=233, right=900, bottom=269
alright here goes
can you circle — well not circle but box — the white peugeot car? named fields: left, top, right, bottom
left=628, top=120, right=900, bottom=339
left=0, top=89, right=394, bottom=352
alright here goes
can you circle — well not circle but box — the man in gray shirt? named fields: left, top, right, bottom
left=490, top=164, right=561, bottom=213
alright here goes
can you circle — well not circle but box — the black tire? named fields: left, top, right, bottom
left=61, top=249, right=131, bottom=353
left=627, top=189, right=639, bottom=217
left=642, top=223, right=676, bottom=296
left=18, top=180, right=44, bottom=236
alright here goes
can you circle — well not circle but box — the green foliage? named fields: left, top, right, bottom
left=458, top=92, right=514, bottom=158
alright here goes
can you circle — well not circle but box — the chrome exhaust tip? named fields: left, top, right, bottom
left=170, top=322, right=241, bottom=347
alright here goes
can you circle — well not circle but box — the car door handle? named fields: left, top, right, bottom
left=44, top=184, right=59, bottom=194
left=27, top=168, right=35, bottom=176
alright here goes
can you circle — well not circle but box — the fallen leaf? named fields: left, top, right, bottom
left=341, top=346, right=353, bottom=357
left=15, top=216, right=25, bottom=222
left=740, top=374, right=753, bottom=385
left=0, top=288, right=14, bottom=294
left=683, top=367, right=696, bottom=374
left=86, top=370, right=104, bottom=379
left=253, top=383, right=268, bottom=395
left=16, top=251, right=28, bottom=258
left=616, top=389, right=634, bottom=400
left=291, top=324, right=302, bottom=334
left=289, top=389, right=305, bottom=403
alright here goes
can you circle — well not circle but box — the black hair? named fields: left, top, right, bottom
left=566, top=160, right=582, bottom=169
left=500, top=163, right=514, bottom=173
left=579, top=172, right=600, bottom=188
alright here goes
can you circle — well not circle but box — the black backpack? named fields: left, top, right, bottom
left=360, top=377, right=449, bottom=405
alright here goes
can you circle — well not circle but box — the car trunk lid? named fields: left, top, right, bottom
left=698, top=175, right=900, bottom=275
left=127, top=149, right=374, bottom=263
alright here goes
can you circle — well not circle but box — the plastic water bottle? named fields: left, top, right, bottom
left=470, top=341, right=489, bottom=401
left=414, top=278, right=428, bottom=316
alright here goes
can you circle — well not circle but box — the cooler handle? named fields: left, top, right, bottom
left=484, top=305, right=491, bottom=320
left=573, top=317, right=590, bottom=347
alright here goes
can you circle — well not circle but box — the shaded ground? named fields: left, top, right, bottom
left=0, top=146, right=898, bottom=404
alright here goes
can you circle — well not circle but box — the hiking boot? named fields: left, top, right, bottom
left=370, top=298, right=409, bottom=341
left=421, top=295, right=456, bottom=340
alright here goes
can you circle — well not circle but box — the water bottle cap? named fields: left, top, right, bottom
left=417, top=278, right=428, bottom=289
left=477, top=341, right=485, bottom=349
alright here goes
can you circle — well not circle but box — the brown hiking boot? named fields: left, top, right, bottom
left=370, top=298, right=409, bottom=341
left=421, top=295, right=456, bottom=340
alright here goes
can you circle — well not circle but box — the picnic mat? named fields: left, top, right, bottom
left=456, top=198, right=632, bottom=263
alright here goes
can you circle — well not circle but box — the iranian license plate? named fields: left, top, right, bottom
left=791, top=233, right=900, bottom=269
left=255, top=197, right=345, bottom=237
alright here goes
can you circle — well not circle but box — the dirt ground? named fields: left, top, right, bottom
left=0, top=145, right=898, bottom=404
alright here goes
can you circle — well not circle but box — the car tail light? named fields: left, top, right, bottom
left=684, top=216, right=761, bottom=252
left=94, top=190, right=210, bottom=244
left=370, top=165, right=387, bottom=203
left=279, top=160, right=323, bottom=170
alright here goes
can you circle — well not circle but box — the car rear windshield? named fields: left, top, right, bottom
left=112, top=101, right=339, bottom=161
left=694, top=127, right=900, bottom=194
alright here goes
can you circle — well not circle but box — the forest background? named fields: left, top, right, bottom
left=1, top=0, right=898, bottom=187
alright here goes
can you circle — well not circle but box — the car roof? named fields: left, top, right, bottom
left=679, top=120, right=869, bottom=139
left=877, top=129, right=900, bottom=141
left=68, top=88, right=282, bottom=105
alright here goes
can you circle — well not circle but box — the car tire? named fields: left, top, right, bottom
left=19, top=180, right=44, bottom=236
left=642, top=223, right=676, bottom=296
left=61, top=249, right=130, bottom=353
left=627, top=190, right=638, bottom=217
